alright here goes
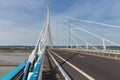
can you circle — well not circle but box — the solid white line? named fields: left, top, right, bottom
left=47, top=50, right=71, bottom=80
left=79, top=55, right=85, bottom=58
left=49, top=50, right=95, bottom=80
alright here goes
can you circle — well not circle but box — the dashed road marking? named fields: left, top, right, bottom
left=79, top=55, right=85, bottom=58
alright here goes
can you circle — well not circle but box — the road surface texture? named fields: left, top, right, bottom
left=49, top=49, right=120, bottom=80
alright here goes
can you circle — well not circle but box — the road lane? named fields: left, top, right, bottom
left=50, top=49, right=120, bottom=80
left=49, top=50, right=94, bottom=80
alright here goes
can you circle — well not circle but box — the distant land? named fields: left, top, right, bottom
left=0, top=46, right=120, bottom=50
left=0, top=46, right=35, bottom=50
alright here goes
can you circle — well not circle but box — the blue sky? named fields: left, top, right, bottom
left=0, top=0, right=120, bottom=46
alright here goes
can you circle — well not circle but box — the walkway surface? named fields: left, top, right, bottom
left=42, top=50, right=65, bottom=80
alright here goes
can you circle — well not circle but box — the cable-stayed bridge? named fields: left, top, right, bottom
left=1, top=6, right=120, bottom=80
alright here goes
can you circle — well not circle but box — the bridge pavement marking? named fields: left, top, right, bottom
left=78, top=55, right=85, bottom=58
left=47, top=50, right=72, bottom=80
left=49, top=50, right=95, bottom=80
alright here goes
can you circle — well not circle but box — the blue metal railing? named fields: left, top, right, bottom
left=22, top=52, right=44, bottom=80
left=0, top=61, right=26, bottom=80
left=29, top=52, right=44, bottom=80
left=22, top=61, right=31, bottom=80
left=1, top=52, right=44, bottom=80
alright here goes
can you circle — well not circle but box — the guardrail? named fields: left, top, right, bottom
left=1, top=61, right=26, bottom=80
left=28, top=52, right=44, bottom=80
left=22, top=61, right=31, bottom=80
left=79, top=50, right=120, bottom=60
left=63, top=48, right=120, bottom=60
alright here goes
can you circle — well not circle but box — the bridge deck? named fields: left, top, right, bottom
left=49, top=49, right=120, bottom=80
left=2, top=49, right=120, bottom=80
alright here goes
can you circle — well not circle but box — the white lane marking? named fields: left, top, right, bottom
left=79, top=55, right=85, bottom=58
left=49, top=50, right=95, bottom=80
left=47, top=50, right=71, bottom=80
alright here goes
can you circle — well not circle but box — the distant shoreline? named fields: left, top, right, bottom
left=0, top=46, right=35, bottom=50
left=0, top=46, right=120, bottom=50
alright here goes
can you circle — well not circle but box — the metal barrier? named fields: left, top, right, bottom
left=29, top=52, right=44, bottom=80
left=0, top=61, right=26, bottom=80
left=22, top=61, right=31, bottom=80
left=65, top=48, right=120, bottom=60
left=0, top=53, right=44, bottom=80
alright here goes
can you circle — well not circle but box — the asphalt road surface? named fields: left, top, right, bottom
left=48, top=49, right=120, bottom=80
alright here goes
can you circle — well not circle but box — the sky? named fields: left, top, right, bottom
left=0, top=0, right=120, bottom=46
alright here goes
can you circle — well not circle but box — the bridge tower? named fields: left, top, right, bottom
left=47, top=6, right=53, bottom=48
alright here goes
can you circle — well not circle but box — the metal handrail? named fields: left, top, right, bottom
left=28, top=52, right=44, bottom=80
left=1, top=61, right=26, bottom=80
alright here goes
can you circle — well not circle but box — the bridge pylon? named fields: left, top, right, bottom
left=47, top=5, right=53, bottom=48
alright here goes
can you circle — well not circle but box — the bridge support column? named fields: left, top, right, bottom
left=47, top=6, right=53, bottom=48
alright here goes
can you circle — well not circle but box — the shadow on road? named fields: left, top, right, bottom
left=60, top=53, right=79, bottom=66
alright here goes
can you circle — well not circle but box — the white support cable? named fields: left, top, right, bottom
left=39, top=15, right=51, bottom=51
left=50, top=27, right=57, bottom=47
left=51, top=17, right=57, bottom=47
left=56, top=16, right=98, bottom=50
left=43, top=17, right=53, bottom=48
left=73, top=25, right=120, bottom=47
left=53, top=12, right=120, bottom=29
left=59, top=22, right=79, bottom=48
left=59, top=21, right=83, bottom=49
left=59, top=27, right=68, bottom=47
left=56, top=15, right=120, bottom=47
left=59, top=22, right=76, bottom=48
left=50, top=17, right=67, bottom=46
left=56, top=19, right=60, bottom=47
left=38, top=24, right=49, bottom=55
left=57, top=17, right=96, bottom=50
left=68, top=27, right=97, bottom=50
left=27, top=17, right=47, bottom=63
left=57, top=20, right=70, bottom=47
left=61, top=23, right=83, bottom=49
left=54, top=27, right=61, bottom=47
left=60, top=33, right=67, bottom=48
left=57, top=22, right=60, bottom=47
left=37, top=16, right=49, bottom=54
left=56, top=18, right=84, bottom=49
left=34, top=28, right=44, bottom=54
left=41, top=25, right=48, bottom=48
left=35, top=15, right=47, bottom=52
left=51, top=23, right=64, bottom=46
left=58, top=23, right=69, bottom=48
left=53, top=20, right=67, bottom=48
left=50, top=22, right=58, bottom=47
left=57, top=29, right=65, bottom=48
left=60, top=30, right=69, bottom=48
left=41, top=31, right=47, bottom=48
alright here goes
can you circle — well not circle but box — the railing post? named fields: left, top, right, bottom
left=102, top=38, right=106, bottom=50
left=86, top=42, right=89, bottom=50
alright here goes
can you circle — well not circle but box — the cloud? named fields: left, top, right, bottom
left=0, top=0, right=120, bottom=46
left=60, top=0, right=120, bottom=24
left=0, top=0, right=47, bottom=46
